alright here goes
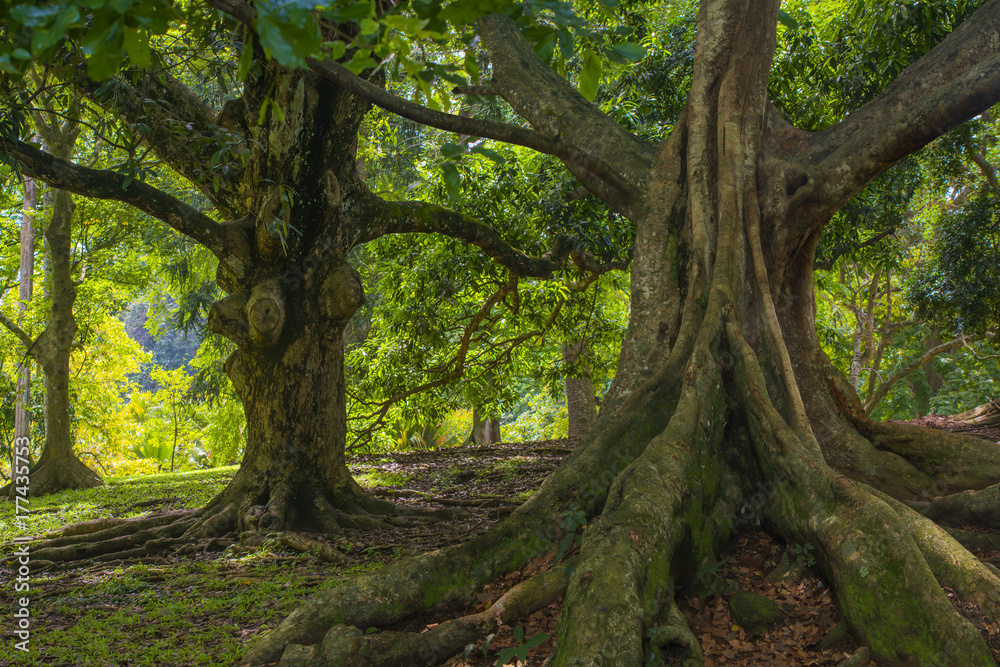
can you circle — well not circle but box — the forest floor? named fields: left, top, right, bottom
left=0, top=426, right=999, bottom=667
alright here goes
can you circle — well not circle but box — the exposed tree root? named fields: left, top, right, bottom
left=277, top=531, right=355, bottom=564
left=729, top=318, right=998, bottom=665
left=912, top=483, right=1000, bottom=528
left=241, top=307, right=1000, bottom=666
left=278, top=560, right=570, bottom=667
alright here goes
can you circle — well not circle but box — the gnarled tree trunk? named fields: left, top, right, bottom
left=241, top=3, right=1000, bottom=666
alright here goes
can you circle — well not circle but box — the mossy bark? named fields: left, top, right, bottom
left=243, top=2, right=1000, bottom=665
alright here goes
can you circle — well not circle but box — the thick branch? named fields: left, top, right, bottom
left=0, top=138, right=245, bottom=270
left=72, top=67, right=244, bottom=217
left=802, top=0, right=1000, bottom=220
left=354, top=196, right=572, bottom=278
left=478, top=15, right=656, bottom=218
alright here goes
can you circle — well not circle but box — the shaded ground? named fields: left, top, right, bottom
left=2, top=430, right=1000, bottom=666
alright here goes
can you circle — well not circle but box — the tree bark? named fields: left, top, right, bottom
left=13, top=173, right=36, bottom=474
left=562, top=339, right=597, bottom=440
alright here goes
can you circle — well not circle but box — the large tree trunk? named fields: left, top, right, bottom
left=183, top=60, right=425, bottom=537
left=241, top=3, right=1000, bottom=666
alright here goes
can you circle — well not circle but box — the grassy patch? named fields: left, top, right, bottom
left=0, top=463, right=385, bottom=667
left=351, top=468, right=410, bottom=488
left=0, top=467, right=237, bottom=540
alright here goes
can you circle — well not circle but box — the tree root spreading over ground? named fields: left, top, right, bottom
left=5, top=435, right=1000, bottom=665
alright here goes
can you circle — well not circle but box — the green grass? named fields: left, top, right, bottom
left=0, top=467, right=237, bottom=540
left=0, top=466, right=385, bottom=667
left=351, top=467, right=410, bottom=488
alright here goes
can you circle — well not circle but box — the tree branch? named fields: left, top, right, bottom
left=0, top=137, right=249, bottom=276
left=801, top=0, right=1000, bottom=221
left=863, top=337, right=972, bottom=416
left=354, top=195, right=574, bottom=278
left=72, top=67, right=245, bottom=218
left=477, top=15, right=657, bottom=218
left=0, top=311, right=33, bottom=349
left=969, top=150, right=999, bottom=192
left=0, top=286, right=33, bottom=349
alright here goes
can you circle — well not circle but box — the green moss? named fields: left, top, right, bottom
left=729, top=590, right=784, bottom=635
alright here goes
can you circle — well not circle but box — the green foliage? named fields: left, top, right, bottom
left=790, top=542, right=817, bottom=568
left=503, top=390, right=569, bottom=441
left=928, top=345, right=1000, bottom=414
left=392, top=419, right=459, bottom=450
left=491, top=625, right=550, bottom=667
left=909, top=193, right=1000, bottom=336
left=771, top=0, right=979, bottom=130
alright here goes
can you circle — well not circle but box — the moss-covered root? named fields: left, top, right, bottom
left=278, top=563, right=570, bottom=667
left=242, top=521, right=550, bottom=665
left=803, top=479, right=993, bottom=665
left=646, top=600, right=705, bottom=667
left=551, top=355, right=737, bottom=666
left=277, top=531, right=355, bottom=564
left=872, top=487, right=1000, bottom=625
left=856, top=419, right=1000, bottom=494
left=728, top=323, right=996, bottom=665
left=18, top=510, right=198, bottom=562
left=915, top=483, right=1000, bottom=528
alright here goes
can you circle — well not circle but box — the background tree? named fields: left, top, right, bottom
left=0, top=95, right=106, bottom=496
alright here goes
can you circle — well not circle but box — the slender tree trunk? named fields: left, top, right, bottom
left=4, top=109, right=104, bottom=496
left=562, top=339, right=597, bottom=440
left=13, top=174, right=36, bottom=475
